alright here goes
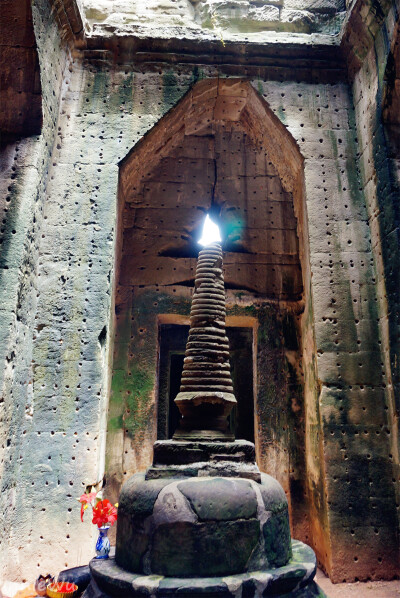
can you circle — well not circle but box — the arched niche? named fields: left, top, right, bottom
left=106, top=78, right=316, bottom=544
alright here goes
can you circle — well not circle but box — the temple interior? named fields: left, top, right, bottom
left=0, top=0, right=399, bottom=594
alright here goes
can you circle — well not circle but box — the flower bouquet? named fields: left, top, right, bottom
left=78, top=492, right=118, bottom=559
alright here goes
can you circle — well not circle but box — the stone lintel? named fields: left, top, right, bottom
left=79, top=34, right=346, bottom=83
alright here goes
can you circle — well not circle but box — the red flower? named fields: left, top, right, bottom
left=79, top=492, right=97, bottom=522
left=92, top=499, right=118, bottom=528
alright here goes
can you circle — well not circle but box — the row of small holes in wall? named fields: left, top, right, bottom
left=31, top=426, right=93, bottom=571
left=132, top=183, right=292, bottom=213
left=328, top=423, right=393, bottom=436
left=132, top=185, right=289, bottom=203
left=264, top=87, right=346, bottom=108
left=3, top=15, right=104, bottom=575
left=0, top=143, right=21, bottom=247
left=258, top=90, right=359, bottom=160
left=59, top=102, right=164, bottom=163
left=128, top=203, right=291, bottom=224
left=320, top=317, right=382, bottom=354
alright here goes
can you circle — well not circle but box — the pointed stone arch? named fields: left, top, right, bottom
left=117, top=78, right=307, bottom=299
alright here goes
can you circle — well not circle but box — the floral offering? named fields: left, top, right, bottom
left=78, top=491, right=118, bottom=559
left=78, top=493, right=118, bottom=528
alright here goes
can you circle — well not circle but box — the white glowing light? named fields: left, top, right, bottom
left=199, top=214, right=222, bottom=246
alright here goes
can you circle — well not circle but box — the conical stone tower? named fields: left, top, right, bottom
left=174, top=241, right=236, bottom=441
left=87, top=229, right=324, bottom=598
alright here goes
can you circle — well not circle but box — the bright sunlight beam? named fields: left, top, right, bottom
left=198, top=214, right=222, bottom=246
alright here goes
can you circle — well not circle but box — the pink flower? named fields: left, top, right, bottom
left=79, top=492, right=97, bottom=522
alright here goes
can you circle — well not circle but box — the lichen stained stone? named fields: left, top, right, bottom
left=115, top=473, right=293, bottom=578
left=178, top=477, right=258, bottom=521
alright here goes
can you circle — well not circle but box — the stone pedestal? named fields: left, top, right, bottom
left=88, top=540, right=324, bottom=597
left=115, top=471, right=291, bottom=576
left=83, top=442, right=325, bottom=597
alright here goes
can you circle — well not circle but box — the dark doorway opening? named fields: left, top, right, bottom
left=158, top=323, right=254, bottom=441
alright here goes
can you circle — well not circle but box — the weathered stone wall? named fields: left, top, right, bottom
left=256, top=79, right=398, bottom=581
left=350, top=0, right=400, bottom=579
left=105, top=78, right=311, bottom=548
left=108, top=72, right=398, bottom=581
left=0, top=54, right=198, bottom=583
left=0, top=0, right=399, bottom=584
left=0, top=0, right=72, bottom=582
left=383, top=18, right=400, bottom=189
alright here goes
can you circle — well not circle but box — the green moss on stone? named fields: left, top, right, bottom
left=263, top=512, right=292, bottom=567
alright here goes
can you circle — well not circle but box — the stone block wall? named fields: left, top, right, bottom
left=350, top=0, right=400, bottom=578
left=0, top=0, right=72, bottom=582
left=1, top=28, right=199, bottom=581
left=254, top=79, right=398, bottom=580
left=0, top=0, right=399, bottom=585
left=106, top=78, right=313, bottom=550
left=107, top=284, right=308, bottom=537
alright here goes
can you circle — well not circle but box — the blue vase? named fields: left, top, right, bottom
left=95, top=525, right=110, bottom=559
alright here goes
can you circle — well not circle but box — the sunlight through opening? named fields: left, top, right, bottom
left=198, top=214, right=222, bottom=246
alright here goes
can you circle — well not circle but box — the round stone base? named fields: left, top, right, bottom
left=88, top=540, right=326, bottom=597
left=116, top=473, right=292, bottom=577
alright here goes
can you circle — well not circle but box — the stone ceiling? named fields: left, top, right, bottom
left=81, top=0, right=345, bottom=36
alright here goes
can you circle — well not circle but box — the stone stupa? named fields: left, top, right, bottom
left=172, top=240, right=237, bottom=443
left=86, top=216, right=325, bottom=598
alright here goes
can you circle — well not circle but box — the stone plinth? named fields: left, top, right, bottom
left=84, top=463, right=324, bottom=597
left=82, top=232, right=323, bottom=596
left=88, top=540, right=323, bottom=597
left=146, top=439, right=261, bottom=481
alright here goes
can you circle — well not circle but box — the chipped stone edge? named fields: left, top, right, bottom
left=90, top=539, right=317, bottom=597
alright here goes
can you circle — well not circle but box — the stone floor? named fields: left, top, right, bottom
left=315, top=570, right=400, bottom=598
left=2, top=569, right=400, bottom=598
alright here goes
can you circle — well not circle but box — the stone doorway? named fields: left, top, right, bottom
left=157, top=323, right=255, bottom=442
